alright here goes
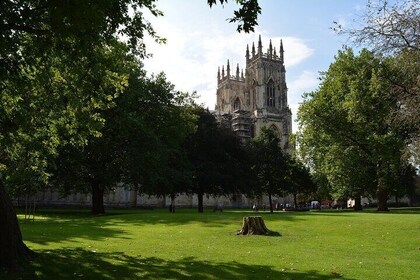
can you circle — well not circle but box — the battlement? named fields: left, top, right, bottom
left=217, top=35, right=284, bottom=85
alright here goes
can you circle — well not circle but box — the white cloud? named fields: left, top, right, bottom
left=288, top=70, right=319, bottom=101
left=290, top=103, right=301, bottom=133
left=287, top=70, right=320, bottom=133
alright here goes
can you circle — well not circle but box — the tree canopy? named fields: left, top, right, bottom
left=335, top=0, right=419, bottom=165
left=184, top=108, right=248, bottom=212
left=298, top=48, right=410, bottom=211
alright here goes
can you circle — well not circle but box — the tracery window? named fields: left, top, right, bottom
left=266, top=80, right=275, bottom=107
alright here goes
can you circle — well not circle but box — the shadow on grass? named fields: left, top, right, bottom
left=19, top=212, right=131, bottom=246
left=267, top=231, right=282, bottom=237
left=2, top=248, right=355, bottom=280
left=20, top=208, right=293, bottom=246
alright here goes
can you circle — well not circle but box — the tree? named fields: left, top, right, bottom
left=0, top=0, right=164, bottom=271
left=335, top=0, right=420, bottom=164
left=296, top=128, right=377, bottom=210
left=118, top=75, right=196, bottom=208
left=298, top=48, right=407, bottom=212
left=0, top=34, right=131, bottom=271
left=251, top=127, right=289, bottom=213
left=52, top=70, right=196, bottom=214
left=286, top=157, right=317, bottom=209
left=336, top=0, right=419, bottom=54
left=185, top=108, right=246, bottom=212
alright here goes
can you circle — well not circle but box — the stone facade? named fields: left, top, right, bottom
left=19, top=188, right=294, bottom=209
left=215, top=35, right=292, bottom=151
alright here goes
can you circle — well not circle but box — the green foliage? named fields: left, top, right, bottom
left=1, top=39, right=129, bottom=195
left=51, top=62, right=197, bottom=212
left=207, top=0, right=261, bottom=32
left=0, top=0, right=166, bottom=198
left=119, top=73, right=197, bottom=196
left=250, top=128, right=316, bottom=209
left=251, top=127, right=289, bottom=197
left=0, top=0, right=164, bottom=57
left=286, top=157, right=317, bottom=203
left=185, top=108, right=248, bottom=201
left=336, top=0, right=420, bottom=165
left=298, top=48, right=410, bottom=210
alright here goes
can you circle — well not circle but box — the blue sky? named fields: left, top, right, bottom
left=143, top=0, right=370, bottom=132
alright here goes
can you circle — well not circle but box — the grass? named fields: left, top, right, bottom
left=2, top=207, right=420, bottom=279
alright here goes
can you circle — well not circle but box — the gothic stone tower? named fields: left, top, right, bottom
left=215, top=35, right=292, bottom=153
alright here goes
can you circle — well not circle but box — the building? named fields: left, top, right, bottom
left=215, top=35, right=292, bottom=151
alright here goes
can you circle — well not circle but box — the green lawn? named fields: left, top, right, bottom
left=3, top=208, right=420, bottom=279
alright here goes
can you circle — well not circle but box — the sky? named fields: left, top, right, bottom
left=142, top=0, right=370, bottom=132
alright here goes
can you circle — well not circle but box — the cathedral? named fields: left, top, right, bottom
left=215, top=35, right=292, bottom=153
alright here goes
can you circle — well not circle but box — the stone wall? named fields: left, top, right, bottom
left=14, top=187, right=295, bottom=209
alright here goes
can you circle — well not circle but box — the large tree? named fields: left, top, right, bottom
left=52, top=69, right=196, bottom=214
left=118, top=75, right=196, bottom=208
left=298, top=48, right=408, bottom=212
left=335, top=0, right=419, bottom=164
left=0, top=0, right=164, bottom=271
left=286, top=156, right=317, bottom=209
left=251, top=127, right=289, bottom=213
left=184, top=108, right=247, bottom=212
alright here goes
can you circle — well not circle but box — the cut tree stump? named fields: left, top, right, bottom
left=237, top=216, right=271, bottom=235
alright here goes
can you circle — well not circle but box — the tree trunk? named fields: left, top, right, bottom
left=91, top=183, right=105, bottom=214
left=376, top=187, right=389, bottom=211
left=170, top=193, right=176, bottom=213
left=293, top=193, right=298, bottom=209
left=197, top=191, right=204, bottom=213
left=353, top=195, right=362, bottom=211
left=376, top=161, right=389, bottom=212
left=237, top=216, right=270, bottom=235
left=268, top=192, right=273, bottom=213
left=0, top=182, right=34, bottom=271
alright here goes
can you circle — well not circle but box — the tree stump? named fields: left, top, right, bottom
left=237, top=216, right=271, bottom=235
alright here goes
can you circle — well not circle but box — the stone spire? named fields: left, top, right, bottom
left=280, top=39, right=284, bottom=63
left=274, top=47, right=277, bottom=58
left=252, top=42, right=256, bottom=57
left=246, top=44, right=250, bottom=62
left=236, top=63, right=240, bottom=79
left=241, top=69, right=244, bottom=79
left=217, top=66, right=220, bottom=81
left=226, top=59, right=230, bottom=77
left=222, top=65, right=225, bottom=77
left=258, top=34, right=262, bottom=55
left=269, top=39, right=273, bottom=58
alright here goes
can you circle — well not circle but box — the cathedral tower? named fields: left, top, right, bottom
left=215, top=36, right=292, bottom=152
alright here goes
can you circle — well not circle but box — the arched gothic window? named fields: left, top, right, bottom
left=269, top=124, right=280, bottom=138
left=233, top=97, right=241, bottom=111
left=266, top=80, right=275, bottom=107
